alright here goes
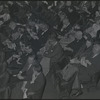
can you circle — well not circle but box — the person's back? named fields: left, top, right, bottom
left=25, top=62, right=46, bottom=99
left=27, top=72, right=46, bottom=99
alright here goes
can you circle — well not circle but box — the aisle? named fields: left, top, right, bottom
left=42, top=73, right=100, bottom=99
left=77, top=85, right=100, bottom=99
left=42, top=72, right=59, bottom=99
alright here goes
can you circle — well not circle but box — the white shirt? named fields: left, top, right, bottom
left=92, top=53, right=99, bottom=58
left=28, top=64, right=32, bottom=70
left=53, top=41, right=57, bottom=46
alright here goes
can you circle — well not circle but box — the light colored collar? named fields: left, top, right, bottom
left=36, top=72, right=41, bottom=76
left=28, top=64, right=32, bottom=70
left=33, top=72, right=41, bottom=79
left=53, top=41, right=57, bottom=46
left=92, top=53, right=99, bottom=58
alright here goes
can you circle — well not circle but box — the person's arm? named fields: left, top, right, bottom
left=18, top=63, right=28, bottom=75
left=29, top=74, right=45, bottom=93
left=7, top=56, right=13, bottom=64
left=21, top=81, right=27, bottom=92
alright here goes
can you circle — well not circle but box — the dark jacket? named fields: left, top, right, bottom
left=26, top=72, right=46, bottom=99
left=44, top=42, right=64, bottom=64
left=67, top=38, right=86, bottom=57
left=78, top=49, right=100, bottom=82
left=86, top=52, right=100, bottom=75
left=21, top=61, right=41, bottom=81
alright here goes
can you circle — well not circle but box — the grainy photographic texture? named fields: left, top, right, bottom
left=0, top=1, right=100, bottom=99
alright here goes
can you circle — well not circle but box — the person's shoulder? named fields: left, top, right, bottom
left=34, top=60, right=40, bottom=66
left=56, top=42, right=62, bottom=46
left=37, top=72, right=46, bottom=82
left=56, top=42, right=63, bottom=49
left=40, top=72, right=45, bottom=77
left=77, top=30, right=83, bottom=34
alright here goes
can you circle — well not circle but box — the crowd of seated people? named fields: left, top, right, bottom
left=1, top=1, right=100, bottom=99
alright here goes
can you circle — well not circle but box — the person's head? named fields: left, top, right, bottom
left=75, top=31, right=83, bottom=40
left=86, top=40, right=92, bottom=48
left=85, top=34, right=93, bottom=47
left=18, top=27, right=25, bottom=33
left=74, top=24, right=80, bottom=30
left=32, top=64, right=42, bottom=73
left=92, top=43, right=100, bottom=54
left=49, top=32, right=57, bottom=39
left=91, top=1, right=96, bottom=7
left=48, top=33, right=57, bottom=45
left=58, top=11, right=66, bottom=20
left=66, top=1, right=71, bottom=6
left=25, top=45, right=33, bottom=54
left=27, top=53, right=36, bottom=64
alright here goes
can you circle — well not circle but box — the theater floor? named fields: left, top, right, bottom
left=42, top=72, right=100, bottom=99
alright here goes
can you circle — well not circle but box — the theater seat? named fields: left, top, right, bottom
left=55, top=72, right=77, bottom=99
left=57, top=51, right=71, bottom=70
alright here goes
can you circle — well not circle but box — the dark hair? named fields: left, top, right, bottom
left=33, top=63, right=42, bottom=73
left=28, top=51, right=38, bottom=60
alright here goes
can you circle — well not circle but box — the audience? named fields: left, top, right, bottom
left=61, top=57, right=82, bottom=97
left=11, top=53, right=45, bottom=99
left=1, top=1, right=100, bottom=99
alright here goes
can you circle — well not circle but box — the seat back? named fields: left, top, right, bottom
left=57, top=72, right=77, bottom=98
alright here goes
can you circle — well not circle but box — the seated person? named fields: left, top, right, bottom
left=85, top=16, right=100, bottom=38
left=82, top=41, right=100, bottom=81
left=60, top=57, right=83, bottom=97
left=11, top=53, right=45, bottom=99
left=75, top=34, right=93, bottom=58
left=72, top=42, right=100, bottom=89
left=10, top=54, right=37, bottom=99
left=67, top=24, right=86, bottom=57
left=37, top=39, right=51, bottom=76
left=43, top=37, right=64, bottom=86
left=58, top=11, right=70, bottom=32
left=58, top=32, right=75, bottom=51
left=43, top=37, right=64, bottom=72
left=25, top=64, right=46, bottom=99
